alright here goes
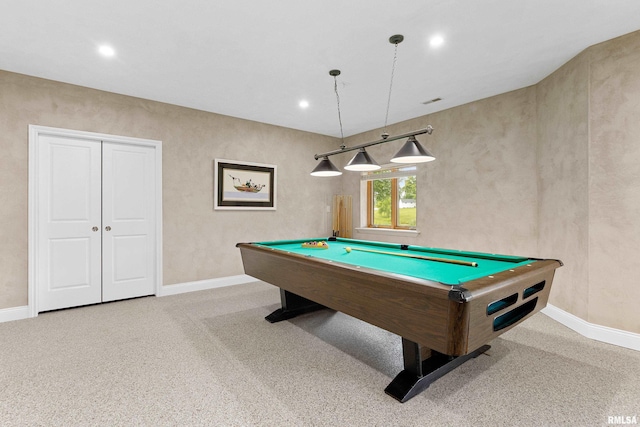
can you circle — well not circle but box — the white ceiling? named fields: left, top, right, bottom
left=2, top=0, right=640, bottom=138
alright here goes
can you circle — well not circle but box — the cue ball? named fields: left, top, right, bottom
left=345, top=247, right=352, bottom=253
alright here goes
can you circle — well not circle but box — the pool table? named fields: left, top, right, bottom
left=236, top=237, right=562, bottom=402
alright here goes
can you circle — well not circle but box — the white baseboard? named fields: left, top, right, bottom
left=542, top=304, right=640, bottom=352
left=0, top=305, right=30, bottom=323
left=158, top=274, right=259, bottom=297
left=0, top=275, right=259, bottom=324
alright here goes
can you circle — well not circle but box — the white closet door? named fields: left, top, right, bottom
left=37, top=135, right=102, bottom=311
left=101, top=142, right=156, bottom=302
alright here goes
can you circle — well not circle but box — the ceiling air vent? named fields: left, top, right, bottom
left=422, top=98, right=442, bottom=105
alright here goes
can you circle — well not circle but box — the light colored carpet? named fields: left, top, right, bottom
left=1, top=281, right=638, bottom=426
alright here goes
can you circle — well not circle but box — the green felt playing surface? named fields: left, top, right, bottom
left=255, top=237, right=536, bottom=285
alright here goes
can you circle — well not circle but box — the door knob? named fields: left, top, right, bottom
left=105, top=226, right=112, bottom=231
left=92, top=226, right=98, bottom=232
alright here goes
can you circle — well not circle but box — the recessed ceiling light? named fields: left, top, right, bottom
left=98, top=45, right=115, bottom=57
left=299, top=100, right=309, bottom=109
left=429, top=35, right=444, bottom=48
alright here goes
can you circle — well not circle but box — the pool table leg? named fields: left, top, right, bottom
left=265, top=289, right=327, bottom=323
left=384, top=338, right=491, bottom=403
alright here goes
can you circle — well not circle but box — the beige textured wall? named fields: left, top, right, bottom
left=0, top=70, right=341, bottom=310
left=537, top=30, right=640, bottom=333
left=345, top=87, right=539, bottom=257
left=588, top=32, right=640, bottom=332
left=537, top=51, right=590, bottom=320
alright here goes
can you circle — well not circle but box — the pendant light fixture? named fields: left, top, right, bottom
left=390, top=135, right=435, bottom=163
left=380, top=34, right=404, bottom=140
left=344, top=148, right=380, bottom=171
left=383, top=35, right=436, bottom=164
left=310, top=35, right=435, bottom=176
left=311, top=70, right=345, bottom=177
left=310, top=156, right=342, bottom=177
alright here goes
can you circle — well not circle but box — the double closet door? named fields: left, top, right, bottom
left=37, top=133, right=157, bottom=312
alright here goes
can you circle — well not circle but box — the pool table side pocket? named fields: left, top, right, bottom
left=461, top=260, right=561, bottom=354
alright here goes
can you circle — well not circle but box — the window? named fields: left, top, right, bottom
left=362, top=165, right=417, bottom=229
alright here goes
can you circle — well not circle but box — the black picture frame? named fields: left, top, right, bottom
left=214, top=159, right=277, bottom=210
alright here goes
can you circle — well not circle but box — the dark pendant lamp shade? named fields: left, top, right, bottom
left=344, top=149, right=381, bottom=171
left=390, top=136, right=436, bottom=163
left=310, top=157, right=342, bottom=176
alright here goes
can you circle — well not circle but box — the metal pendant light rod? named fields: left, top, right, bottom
left=313, top=125, right=433, bottom=160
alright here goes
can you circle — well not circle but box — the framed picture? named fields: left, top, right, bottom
left=214, top=159, right=277, bottom=210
